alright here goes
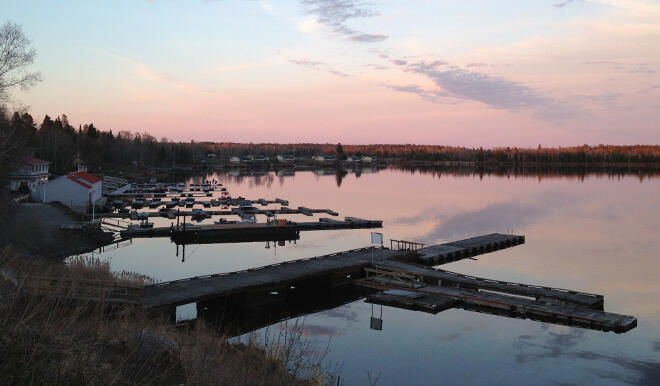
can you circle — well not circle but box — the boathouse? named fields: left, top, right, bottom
left=45, top=171, right=102, bottom=212
left=8, top=157, right=50, bottom=201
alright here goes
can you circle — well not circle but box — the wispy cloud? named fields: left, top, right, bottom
left=570, top=91, right=622, bottom=109
left=554, top=0, right=579, bottom=8
left=289, top=58, right=349, bottom=77
left=300, top=0, right=387, bottom=43
left=400, top=60, right=577, bottom=120
left=383, top=84, right=454, bottom=104
left=101, top=50, right=193, bottom=90
left=637, top=84, right=660, bottom=93
left=583, top=60, right=657, bottom=74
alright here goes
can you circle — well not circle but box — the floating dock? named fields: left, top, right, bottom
left=119, top=218, right=383, bottom=241
left=361, top=281, right=634, bottom=333
left=138, top=233, right=635, bottom=333
left=143, top=247, right=383, bottom=309
left=415, top=233, right=525, bottom=265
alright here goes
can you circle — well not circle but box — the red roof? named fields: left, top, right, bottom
left=23, top=157, right=49, bottom=165
left=67, top=175, right=92, bottom=189
left=70, top=171, right=101, bottom=184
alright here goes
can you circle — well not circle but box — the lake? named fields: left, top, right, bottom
left=94, top=166, right=660, bottom=385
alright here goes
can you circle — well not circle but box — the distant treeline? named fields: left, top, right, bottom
left=2, top=111, right=204, bottom=175
left=208, top=142, right=660, bottom=164
left=2, top=110, right=659, bottom=179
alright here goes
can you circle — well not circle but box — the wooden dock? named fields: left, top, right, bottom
left=373, top=261, right=604, bottom=309
left=143, top=247, right=385, bottom=309
left=361, top=281, right=634, bottom=333
left=141, top=233, right=528, bottom=309
left=119, top=218, right=383, bottom=241
left=102, top=206, right=338, bottom=219
left=138, top=233, right=636, bottom=333
left=414, top=233, right=525, bottom=265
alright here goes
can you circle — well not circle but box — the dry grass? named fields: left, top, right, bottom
left=0, top=250, right=337, bottom=385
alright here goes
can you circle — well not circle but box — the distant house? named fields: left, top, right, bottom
left=8, top=157, right=50, bottom=201
left=45, top=171, right=102, bottom=212
left=346, top=154, right=362, bottom=162
left=241, top=155, right=254, bottom=162
left=276, top=154, right=296, bottom=163
left=207, top=153, right=217, bottom=158
left=229, top=156, right=241, bottom=163
left=361, top=155, right=374, bottom=163
left=253, top=155, right=269, bottom=162
left=313, top=154, right=336, bottom=162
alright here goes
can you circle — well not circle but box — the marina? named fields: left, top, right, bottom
left=10, top=167, right=656, bottom=384
left=68, top=230, right=633, bottom=334
left=87, top=181, right=637, bottom=334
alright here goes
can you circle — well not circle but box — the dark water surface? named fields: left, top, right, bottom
left=94, top=167, right=660, bottom=385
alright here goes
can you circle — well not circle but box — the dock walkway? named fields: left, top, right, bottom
left=360, top=280, right=634, bottom=333
left=415, top=233, right=525, bottom=265
left=143, top=247, right=390, bottom=309
left=135, top=233, right=635, bottom=333
left=376, top=260, right=604, bottom=309
left=142, top=233, right=522, bottom=309
left=119, top=218, right=384, bottom=241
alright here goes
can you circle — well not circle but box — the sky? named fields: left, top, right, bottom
left=3, top=0, right=660, bottom=146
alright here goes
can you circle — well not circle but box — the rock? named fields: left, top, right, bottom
left=134, top=329, right=180, bottom=361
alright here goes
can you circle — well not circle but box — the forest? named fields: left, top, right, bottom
left=2, top=108, right=659, bottom=184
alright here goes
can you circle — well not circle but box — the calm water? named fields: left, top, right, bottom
left=96, top=167, right=660, bottom=385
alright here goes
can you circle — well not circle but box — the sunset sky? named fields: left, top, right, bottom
left=3, top=0, right=659, bottom=146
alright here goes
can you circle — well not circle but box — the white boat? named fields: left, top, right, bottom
left=239, top=213, right=257, bottom=223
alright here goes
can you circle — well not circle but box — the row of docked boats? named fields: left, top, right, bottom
left=111, top=181, right=263, bottom=227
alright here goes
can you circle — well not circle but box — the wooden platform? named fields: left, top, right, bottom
left=376, top=260, right=604, bottom=309
left=367, top=290, right=458, bottom=314
left=359, top=279, right=635, bottom=333
left=143, top=247, right=390, bottom=309
left=141, top=234, right=527, bottom=309
left=416, top=233, right=525, bottom=265
left=119, top=218, right=383, bottom=240
left=132, top=233, right=636, bottom=333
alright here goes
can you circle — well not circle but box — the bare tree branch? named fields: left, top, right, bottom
left=0, top=21, right=41, bottom=102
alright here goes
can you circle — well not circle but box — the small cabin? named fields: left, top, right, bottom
left=45, top=171, right=102, bottom=212
left=8, top=157, right=50, bottom=201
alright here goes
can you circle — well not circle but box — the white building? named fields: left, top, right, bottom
left=8, top=157, right=49, bottom=201
left=361, top=155, right=374, bottom=163
left=229, top=156, right=241, bottom=163
left=45, top=171, right=102, bottom=212
left=276, top=154, right=296, bottom=163
left=313, top=154, right=336, bottom=162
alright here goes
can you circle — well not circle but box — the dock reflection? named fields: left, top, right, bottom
left=196, top=285, right=372, bottom=338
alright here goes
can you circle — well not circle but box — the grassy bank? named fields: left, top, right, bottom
left=0, top=203, right=114, bottom=260
left=0, top=252, right=336, bottom=385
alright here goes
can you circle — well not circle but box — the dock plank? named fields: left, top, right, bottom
left=378, top=260, right=604, bottom=309
left=357, top=280, right=636, bottom=333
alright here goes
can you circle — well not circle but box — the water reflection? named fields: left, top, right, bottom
left=513, top=328, right=660, bottom=384
left=101, top=166, right=660, bottom=385
left=197, top=285, right=371, bottom=338
left=181, top=164, right=659, bottom=189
